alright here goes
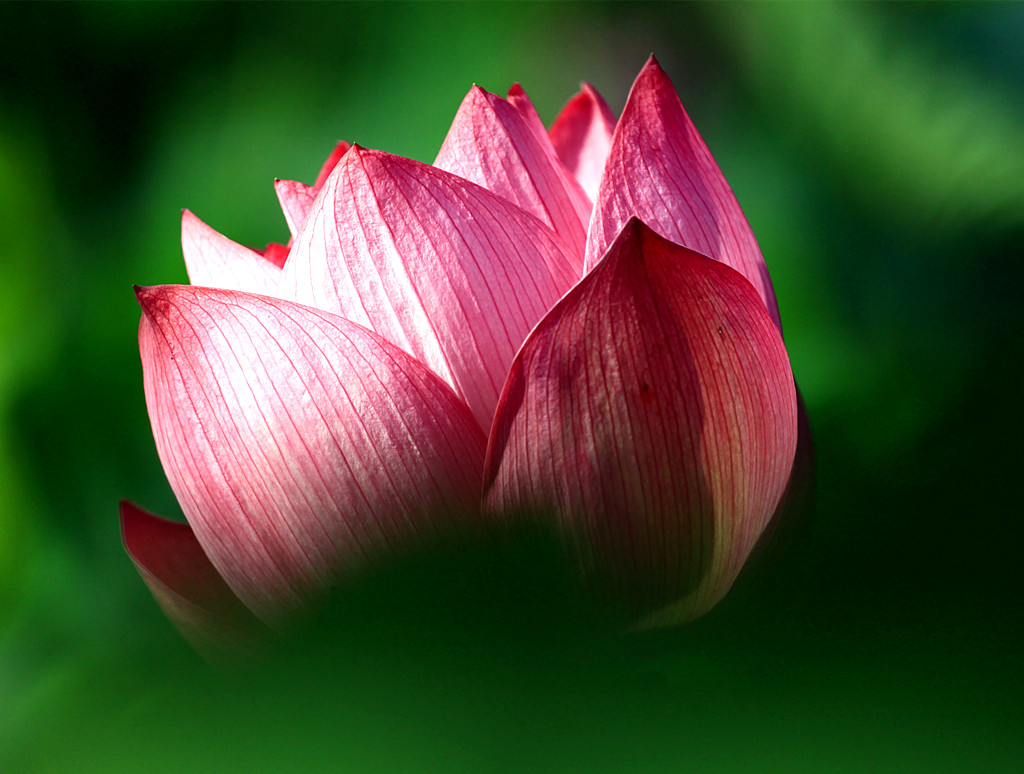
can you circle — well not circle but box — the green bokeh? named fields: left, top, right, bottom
left=1, top=2, right=1021, bottom=771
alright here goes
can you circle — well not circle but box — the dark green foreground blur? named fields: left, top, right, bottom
left=1, top=3, right=1021, bottom=771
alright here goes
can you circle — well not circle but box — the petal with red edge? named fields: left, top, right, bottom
left=181, top=210, right=282, bottom=296
left=313, top=139, right=352, bottom=190
left=434, top=85, right=591, bottom=259
left=120, top=501, right=270, bottom=660
left=549, top=82, right=617, bottom=203
left=137, top=284, right=487, bottom=626
left=281, top=146, right=580, bottom=432
left=484, top=219, right=797, bottom=626
left=585, top=56, right=781, bottom=330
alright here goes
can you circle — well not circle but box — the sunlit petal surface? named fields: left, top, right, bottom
left=281, top=146, right=581, bottom=431
left=137, top=285, right=487, bottom=625
left=586, top=56, right=781, bottom=329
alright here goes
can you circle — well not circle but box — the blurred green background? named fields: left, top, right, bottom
left=1, top=2, right=1021, bottom=771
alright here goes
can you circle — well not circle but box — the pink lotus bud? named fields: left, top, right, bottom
left=123, top=56, right=808, bottom=653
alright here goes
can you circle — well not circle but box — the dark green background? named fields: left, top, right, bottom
left=1, top=2, right=1021, bottom=771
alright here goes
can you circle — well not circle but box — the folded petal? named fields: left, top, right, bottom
left=585, top=56, right=781, bottom=330
left=137, top=284, right=488, bottom=625
left=549, top=82, right=617, bottom=203
left=120, top=501, right=270, bottom=660
left=484, top=219, right=797, bottom=626
left=275, top=141, right=353, bottom=239
left=434, top=85, right=591, bottom=260
left=280, top=146, right=581, bottom=432
left=181, top=210, right=283, bottom=296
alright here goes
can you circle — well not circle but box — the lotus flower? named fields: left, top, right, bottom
left=122, top=56, right=803, bottom=653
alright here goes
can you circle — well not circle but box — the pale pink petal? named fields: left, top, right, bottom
left=137, top=284, right=487, bottom=626
left=181, top=210, right=282, bottom=296
left=120, top=501, right=271, bottom=660
left=484, top=219, right=797, bottom=626
left=549, top=82, right=617, bottom=203
left=585, top=56, right=781, bottom=330
left=281, top=146, right=581, bottom=432
left=434, top=85, right=591, bottom=260
left=275, top=179, right=317, bottom=239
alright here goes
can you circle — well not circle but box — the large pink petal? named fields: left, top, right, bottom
left=549, top=82, right=617, bottom=203
left=434, top=85, right=591, bottom=260
left=137, top=284, right=488, bottom=626
left=181, top=210, right=283, bottom=296
left=484, top=219, right=797, bottom=626
left=585, top=56, right=781, bottom=330
left=120, top=501, right=270, bottom=660
left=280, top=146, right=581, bottom=432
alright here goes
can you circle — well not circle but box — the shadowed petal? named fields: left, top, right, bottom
left=549, top=82, right=617, bottom=203
left=120, top=501, right=271, bottom=660
left=434, top=85, right=591, bottom=259
left=181, top=210, right=283, bottom=296
left=281, top=146, right=581, bottom=432
left=585, top=56, right=781, bottom=330
left=137, top=284, right=487, bottom=626
left=484, top=219, right=797, bottom=626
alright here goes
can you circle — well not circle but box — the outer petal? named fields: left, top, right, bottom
left=275, top=140, right=353, bottom=239
left=549, top=82, right=617, bottom=203
left=434, top=85, right=591, bottom=260
left=585, top=56, right=781, bottom=330
left=181, top=210, right=283, bottom=296
left=280, top=146, right=581, bottom=432
left=120, top=501, right=270, bottom=660
left=137, top=284, right=488, bottom=626
left=484, top=219, right=797, bottom=626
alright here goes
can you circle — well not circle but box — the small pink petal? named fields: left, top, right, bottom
left=506, top=83, right=553, bottom=148
left=120, top=501, right=270, bottom=660
left=484, top=219, right=797, bottom=626
left=137, top=284, right=487, bottom=626
left=181, top=210, right=282, bottom=296
left=313, top=139, right=353, bottom=191
left=586, top=56, right=781, bottom=330
left=281, top=146, right=581, bottom=432
left=434, top=85, right=591, bottom=259
left=275, top=179, right=317, bottom=239
left=549, top=82, right=617, bottom=203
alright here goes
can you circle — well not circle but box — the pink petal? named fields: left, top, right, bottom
left=280, top=146, right=581, bottom=432
left=275, top=179, right=317, bottom=239
left=276, top=142, right=353, bottom=240
left=484, top=219, right=797, bottom=626
left=137, top=284, right=488, bottom=626
left=506, top=83, right=554, bottom=149
left=585, top=56, right=781, bottom=330
left=434, top=85, right=591, bottom=259
left=549, top=82, right=617, bottom=203
left=181, top=210, right=283, bottom=296
left=120, top=501, right=270, bottom=660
